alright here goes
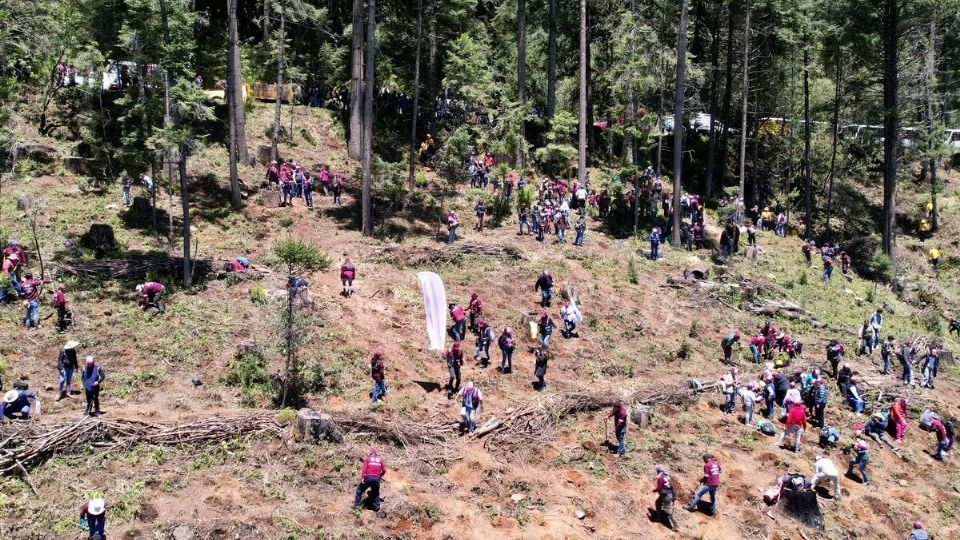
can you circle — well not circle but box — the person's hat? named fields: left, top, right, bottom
left=64, top=341, right=81, bottom=350
left=6, top=253, right=18, bottom=261
left=815, top=455, right=823, bottom=461
left=369, top=447, right=379, bottom=456
left=7, top=239, right=17, bottom=246
left=85, top=356, right=95, bottom=365
left=87, top=499, right=106, bottom=516
left=466, top=381, right=474, bottom=389
left=776, top=332, right=785, bottom=339
left=655, top=464, right=667, bottom=474
left=57, top=284, right=66, bottom=290
left=135, top=284, right=143, bottom=292
left=873, top=412, right=883, bottom=419
left=913, top=522, right=924, bottom=530
left=3, top=390, right=19, bottom=403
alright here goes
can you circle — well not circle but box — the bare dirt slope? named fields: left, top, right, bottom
left=1, top=104, right=958, bottom=539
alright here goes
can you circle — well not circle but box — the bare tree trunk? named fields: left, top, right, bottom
left=802, top=38, right=813, bottom=238
left=232, top=10, right=249, bottom=165
left=179, top=145, right=192, bottom=287
left=282, top=277, right=294, bottom=406
left=348, top=0, right=365, bottom=159
left=578, top=0, right=587, bottom=184
left=737, top=1, right=750, bottom=202
left=161, top=0, right=176, bottom=244
left=361, top=0, right=377, bottom=236
left=517, top=0, right=527, bottom=169
left=427, top=1, right=438, bottom=103
left=925, top=16, right=939, bottom=231
left=408, top=0, right=423, bottom=190
left=270, top=0, right=286, bottom=163
left=227, top=0, right=242, bottom=207
left=717, top=6, right=735, bottom=189
left=825, top=48, right=842, bottom=244
left=881, top=0, right=898, bottom=271
left=704, top=3, right=722, bottom=198
left=546, top=0, right=558, bottom=119
left=625, top=0, right=637, bottom=166
left=262, top=0, right=270, bottom=46
left=671, top=0, right=689, bottom=246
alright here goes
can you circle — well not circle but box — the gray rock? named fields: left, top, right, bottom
left=172, top=525, right=195, bottom=540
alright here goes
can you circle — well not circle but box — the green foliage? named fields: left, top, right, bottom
left=436, top=126, right=474, bottom=184
left=534, top=111, right=578, bottom=177
left=250, top=286, right=268, bottom=304
left=272, top=238, right=331, bottom=277
left=677, top=340, right=692, bottom=360
left=443, top=33, right=494, bottom=106
left=866, top=252, right=894, bottom=283
left=627, top=257, right=639, bottom=285
left=688, top=320, right=701, bottom=338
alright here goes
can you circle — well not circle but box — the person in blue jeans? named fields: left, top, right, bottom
left=846, top=440, right=870, bottom=484
left=497, top=328, right=515, bottom=373
left=58, top=341, right=81, bottom=400
left=370, top=350, right=386, bottom=402
left=534, top=271, right=553, bottom=308
left=458, top=382, right=483, bottom=433
left=846, top=378, right=865, bottom=414
left=574, top=217, right=586, bottom=246
left=79, top=498, right=106, bottom=539
left=608, top=402, right=629, bottom=456
left=688, top=454, right=722, bottom=516
left=649, top=228, right=661, bottom=260
left=538, top=312, right=555, bottom=348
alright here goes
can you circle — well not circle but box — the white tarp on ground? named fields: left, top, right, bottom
left=417, top=271, right=447, bottom=351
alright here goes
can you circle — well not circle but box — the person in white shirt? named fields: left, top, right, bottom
left=738, top=384, right=757, bottom=425
left=811, top=455, right=841, bottom=500
left=783, top=382, right=802, bottom=413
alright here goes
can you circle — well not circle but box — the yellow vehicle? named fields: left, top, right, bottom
left=247, top=82, right=300, bottom=103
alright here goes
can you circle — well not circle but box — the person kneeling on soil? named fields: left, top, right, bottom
left=862, top=412, right=890, bottom=446
left=846, top=439, right=870, bottom=485
left=79, top=498, right=106, bottom=539
left=136, top=281, right=165, bottom=310
left=811, top=455, right=841, bottom=500
left=930, top=416, right=954, bottom=461
left=353, top=448, right=386, bottom=511
left=1, top=389, right=37, bottom=421
left=652, top=465, right=679, bottom=531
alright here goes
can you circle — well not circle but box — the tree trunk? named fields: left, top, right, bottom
left=586, top=21, right=594, bottom=156
left=671, top=0, right=689, bottom=246
left=179, top=145, right=193, bottom=287
left=361, top=0, right=377, bottom=236
left=704, top=3, right=722, bottom=198
left=578, top=0, right=587, bottom=183
left=228, top=0, right=248, bottom=165
left=262, top=0, right=270, bottom=46
left=717, top=5, right=735, bottom=189
left=881, top=0, right=898, bottom=271
left=737, top=1, right=750, bottom=202
left=408, top=0, right=423, bottom=190
left=825, top=48, right=842, bottom=244
left=161, top=0, right=176, bottom=244
left=546, top=0, right=558, bottom=119
left=348, top=0, right=365, bottom=160
left=517, top=0, right=527, bottom=169
left=427, top=1, right=438, bottom=104
left=925, top=16, right=939, bottom=231
left=227, top=0, right=242, bottom=207
left=625, top=0, right=637, bottom=166
left=802, top=39, right=813, bottom=238
left=282, top=276, right=294, bottom=406
left=270, top=0, right=286, bottom=163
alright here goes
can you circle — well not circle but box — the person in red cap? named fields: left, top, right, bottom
left=53, top=284, right=71, bottom=331
left=353, top=448, right=386, bottom=511
left=474, top=319, right=494, bottom=366
left=370, top=350, right=386, bottom=402
left=445, top=342, right=464, bottom=392
left=909, top=521, right=929, bottom=540
left=720, top=331, right=741, bottom=363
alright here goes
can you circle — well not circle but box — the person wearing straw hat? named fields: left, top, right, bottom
left=58, top=341, right=81, bottom=400
left=0, top=389, right=37, bottom=420
left=79, top=497, right=106, bottom=538
left=82, top=356, right=106, bottom=416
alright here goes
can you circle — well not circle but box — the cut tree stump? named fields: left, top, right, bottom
left=16, top=194, right=35, bottom=211
left=237, top=340, right=260, bottom=356
left=256, top=145, right=273, bottom=165
left=259, top=189, right=281, bottom=207
left=630, top=405, right=652, bottom=428
left=294, top=409, right=342, bottom=443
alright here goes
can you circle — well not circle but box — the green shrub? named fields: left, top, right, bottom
left=250, top=286, right=268, bottom=304
left=798, top=270, right=809, bottom=286
left=688, top=320, right=701, bottom=338
left=677, top=340, right=692, bottom=360
left=627, top=257, right=639, bottom=285
left=866, top=252, right=893, bottom=283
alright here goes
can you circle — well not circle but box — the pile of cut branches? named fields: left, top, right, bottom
left=748, top=299, right=827, bottom=328
left=372, top=241, right=524, bottom=267
left=57, top=257, right=212, bottom=281
left=331, top=411, right=458, bottom=447
left=0, top=413, right=280, bottom=474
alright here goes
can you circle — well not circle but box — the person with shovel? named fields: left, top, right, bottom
left=652, top=465, right=679, bottom=531
left=687, top=454, right=722, bottom=516
left=607, top=401, right=629, bottom=456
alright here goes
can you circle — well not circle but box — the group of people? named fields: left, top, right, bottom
left=265, top=160, right=346, bottom=208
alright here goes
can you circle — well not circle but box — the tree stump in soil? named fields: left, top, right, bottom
left=16, top=194, right=35, bottom=211
left=294, top=409, right=342, bottom=443
left=630, top=405, right=653, bottom=428
left=256, top=144, right=273, bottom=165
left=78, top=224, right=117, bottom=258
left=237, top=340, right=260, bottom=356
left=259, top=189, right=281, bottom=207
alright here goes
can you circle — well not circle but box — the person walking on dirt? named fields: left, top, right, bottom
left=720, top=368, right=739, bottom=415
left=449, top=303, right=467, bottom=342
left=445, top=342, right=464, bottom=392
left=813, top=379, right=829, bottom=427
left=921, top=348, right=940, bottom=389
left=811, top=455, right=841, bottom=500
left=687, top=454, right=722, bottom=516
left=653, top=465, right=679, bottom=531
left=498, top=327, right=515, bottom=373
left=474, top=199, right=487, bottom=231
left=474, top=320, right=494, bottom=366
left=458, top=382, right=483, bottom=433
left=353, top=448, right=386, bottom=511
left=899, top=340, right=914, bottom=386
left=778, top=400, right=808, bottom=451
left=58, top=341, right=80, bottom=400
left=739, top=383, right=757, bottom=425
left=826, top=339, right=845, bottom=377
left=846, top=439, right=871, bottom=485
left=136, top=282, right=165, bottom=310
left=538, top=311, right=556, bottom=349
left=467, top=292, right=483, bottom=333
left=535, top=271, right=553, bottom=308
left=518, top=205, right=531, bottom=235
left=574, top=217, right=587, bottom=247
left=880, top=335, right=895, bottom=374
left=720, top=332, right=741, bottom=364
left=370, top=350, right=386, bottom=403
left=869, top=309, right=883, bottom=350
left=447, top=210, right=461, bottom=244
left=890, top=397, right=908, bottom=441
left=82, top=356, right=105, bottom=416
left=53, top=285, right=71, bottom=332
left=648, top=227, right=662, bottom=260
left=931, top=417, right=953, bottom=461
left=534, top=346, right=549, bottom=391
left=340, top=256, right=356, bottom=297
left=20, top=273, right=48, bottom=329
left=79, top=498, right=107, bottom=539
left=560, top=300, right=581, bottom=338
left=608, top=401, right=629, bottom=456
left=332, top=173, right=345, bottom=206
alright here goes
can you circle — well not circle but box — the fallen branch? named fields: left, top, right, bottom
left=371, top=241, right=525, bottom=267
left=57, top=257, right=213, bottom=281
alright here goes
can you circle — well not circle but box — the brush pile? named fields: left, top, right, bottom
left=58, top=257, right=213, bottom=281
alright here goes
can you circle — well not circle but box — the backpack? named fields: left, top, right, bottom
left=759, top=421, right=777, bottom=436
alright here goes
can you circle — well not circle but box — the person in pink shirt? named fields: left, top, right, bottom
left=688, top=453, right=722, bottom=516
left=136, top=282, right=165, bottom=309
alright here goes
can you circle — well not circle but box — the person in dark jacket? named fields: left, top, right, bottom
left=370, top=350, right=386, bottom=402
left=58, top=341, right=81, bottom=400
left=353, top=448, right=387, bottom=511
left=826, top=339, right=845, bottom=377
left=812, top=379, right=829, bottom=427
left=534, top=346, right=549, bottom=391
left=474, top=320, right=494, bottom=366
left=1, top=389, right=37, bottom=420
left=445, top=342, right=464, bottom=392
left=534, top=271, right=553, bottom=307
left=498, top=327, right=515, bottom=373
left=81, top=356, right=105, bottom=416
